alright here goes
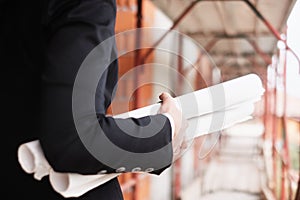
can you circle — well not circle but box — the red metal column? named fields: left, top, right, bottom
left=295, top=176, right=300, bottom=200
left=185, top=38, right=219, bottom=80
left=271, top=56, right=278, bottom=196
left=281, top=44, right=292, bottom=200
left=173, top=33, right=184, bottom=200
left=240, top=3, right=294, bottom=197
left=132, top=1, right=143, bottom=199
left=262, top=65, right=268, bottom=140
left=194, top=38, right=220, bottom=88
left=133, top=0, right=143, bottom=109
left=246, top=39, right=272, bottom=66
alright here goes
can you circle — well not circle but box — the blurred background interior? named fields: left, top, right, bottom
left=108, top=0, right=300, bottom=199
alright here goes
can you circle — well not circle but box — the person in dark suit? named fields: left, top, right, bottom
left=1, top=0, right=186, bottom=199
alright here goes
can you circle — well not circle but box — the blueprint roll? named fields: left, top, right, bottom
left=114, top=73, right=264, bottom=120
left=18, top=140, right=51, bottom=180
left=49, top=170, right=119, bottom=198
left=176, top=73, right=264, bottom=119
left=18, top=140, right=120, bottom=198
left=184, top=101, right=255, bottom=141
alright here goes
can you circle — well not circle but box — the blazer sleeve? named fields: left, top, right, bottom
left=39, top=0, right=173, bottom=175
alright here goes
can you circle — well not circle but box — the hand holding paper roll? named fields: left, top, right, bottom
left=17, top=102, right=255, bottom=198
left=158, top=92, right=189, bottom=162
left=17, top=73, right=265, bottom=198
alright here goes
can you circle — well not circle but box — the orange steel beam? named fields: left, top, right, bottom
left=193, top=34, right=272, bottom=67
left=281, top=46, right=292, bottom=200
left=203, top=38, right=220, bottom=52
left=213, top=34, right=273, bottom=66
left=132, top=1, right=143, bottom=199
left=262, top=66, right=268, bottom=140
left=242, top=0, right=300, bottom=74
left=195, top=38, right=220, bottom=88
left=193, top=34, right=272, bottom=65
left=185, top=38, right=219, bottom=88
left=172, top=0, right=299, bottom=74
left=133, top=0, right=143, bottom=110
left=174, top=33, right=184, bottom=200
left=246, top=39, right=272, bottom=66
left=295, top=179, right=300, bottom=200
left=177, top=34, right=184, bottom=93
left=271, top=59, right=278, bottom=197
left=270, top=43, right=294, bottom=200
left=141, top=0, right=202, bottom=63
left=282, top=53, right=287, bottom=200
left=242, top=0, right=282, bottom=41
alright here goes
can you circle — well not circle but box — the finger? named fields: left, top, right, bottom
left=174, top=147, right=181, bottom=155
left=181, top=141, right=188, bottom=149
left=159, top=92, right=172, bottom=101
left=158, top=93, right=172, bottom=113
left=158, top=93, right=164, bottom=100
left=182, top=119, right=189, bottom=129
left=176, top=122, right=186, bottom=140
left=173, top=148, right=181, bottom=162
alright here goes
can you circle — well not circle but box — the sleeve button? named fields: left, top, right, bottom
left=131, top=167, right=142, bottom=172
left=116, top=167, right=126, bottom=173
left=145, top=168, right=154, bottom=172
left=97, top=170, right=107, bottom=174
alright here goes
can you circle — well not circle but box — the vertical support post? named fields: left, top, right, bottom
left=173, top=33, right=184, bottom=200
left=280, top=89, right=286, bottom=200
left=295, top=175, right=300, bottom=200
left=272, top=57, right=278, bottom=196
left=133, top=0, right=143, bottom=109
left=280, top=43, right=291, bottom=200
left=262, top=66, right=268, bottom=140
left=132, top=1, right=143, bottom=199
left=194, top=38, right=219, bottom=89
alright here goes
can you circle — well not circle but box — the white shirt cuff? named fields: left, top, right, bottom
left=162, top=113, right=175, bottom=139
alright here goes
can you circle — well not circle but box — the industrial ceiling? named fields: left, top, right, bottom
left=151, top=0, right=297, bottom=79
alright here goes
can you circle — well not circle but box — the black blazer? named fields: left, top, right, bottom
left=1, top=0, right=172, bottom=199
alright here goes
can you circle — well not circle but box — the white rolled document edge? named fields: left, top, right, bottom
left=113, top=73, right=264, bottom=120
left=17, top=140, right=120, bottom=198
left=17, top=100, right=256, bottom=197
left=184, top=101, right=254, bottom=141
left=49, top=170, right=120, bottom=197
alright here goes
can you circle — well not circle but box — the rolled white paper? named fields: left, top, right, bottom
left=49, top=170, right=120, bottom=197
left=114, top=73, right=264, bottom=120
left=18, top=140, right=51, bottom=180
left=184, top=101, right=255, bottom=141
left=17, top=140, right=121, bottom=198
